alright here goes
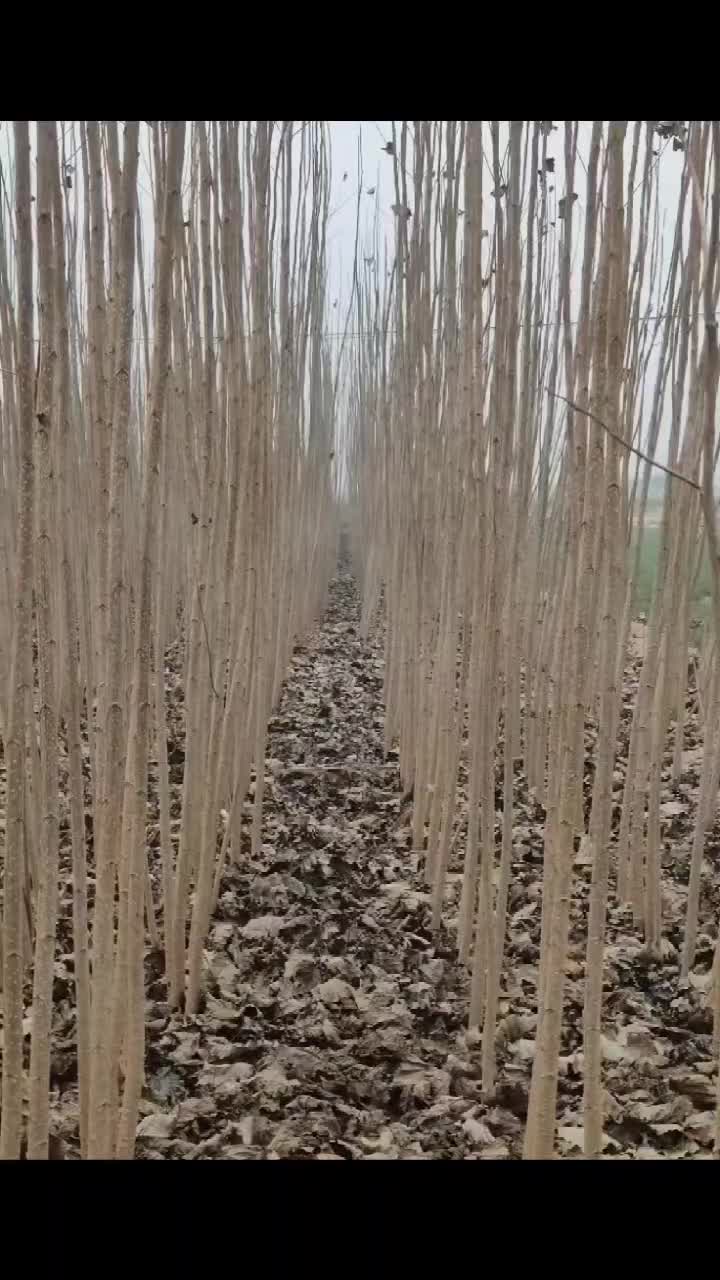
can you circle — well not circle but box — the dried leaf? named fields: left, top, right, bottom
left=462, top=1116, right=494, bottom=1145
left=137, top=1112, right=175, bottom=1139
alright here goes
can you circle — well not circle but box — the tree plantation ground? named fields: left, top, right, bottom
left=4, top=558, right=712, bottom=1161
left=2, top=121, right=720, bottom=1160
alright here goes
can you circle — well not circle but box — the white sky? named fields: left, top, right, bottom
left=326, top=121, right=693, bottom=464
left=326, top=121, right=393, bottom=306
left=0, top=122, right=699, bottom=462
left=326, top=119, right=687, bottom=309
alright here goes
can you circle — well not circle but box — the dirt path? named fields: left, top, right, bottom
left=136, top=565, right=499, bottom=1159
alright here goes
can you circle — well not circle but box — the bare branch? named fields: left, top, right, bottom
left=547, top=386, right=700, bottom=492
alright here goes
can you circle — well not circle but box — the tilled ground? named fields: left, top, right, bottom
left=14, top=562, right=720, bottom=1158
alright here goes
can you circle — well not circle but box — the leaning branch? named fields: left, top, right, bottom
left=547, top=387, right=701, bottom=492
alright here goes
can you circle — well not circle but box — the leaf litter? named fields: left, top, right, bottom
left=5, top=564, right=719, bottom=1159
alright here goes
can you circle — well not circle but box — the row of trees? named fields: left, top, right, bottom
left=0, top=121, right=336, bottom=1158
left=348, top=120, right=720, bottom=1156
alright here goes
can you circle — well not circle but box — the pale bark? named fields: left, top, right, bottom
left=0, top=121, right=35, bottom=1162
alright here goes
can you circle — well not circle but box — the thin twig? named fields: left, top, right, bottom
left=547, top=387, right=700, bottom=492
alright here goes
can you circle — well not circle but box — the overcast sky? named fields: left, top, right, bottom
left=0, top=122, right=698, bottom=461
left=325, top=122, right=695, bottom=465
left=0, top=120, right=689, bottom=325
left=326, top=120, right=688, bottom=306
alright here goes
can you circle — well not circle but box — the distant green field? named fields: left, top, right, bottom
left=632, top=523, right=712, bottom=623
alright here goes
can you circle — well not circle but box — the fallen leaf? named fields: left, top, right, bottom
left=137, top=1112, right=175, bottom=1139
